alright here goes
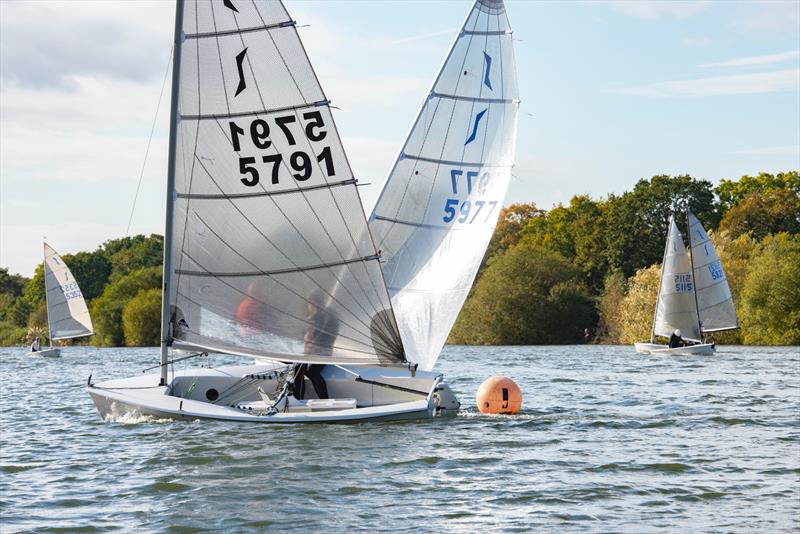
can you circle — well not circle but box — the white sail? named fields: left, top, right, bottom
left=687, top=210, right=738, bottom=333
left=43, top=243, right=94, bottom=341
left=368, top=0, right=519, bottom=371
left=653, top=218, right=701, bottom=342
left=165, top=0, right=404, bottom=365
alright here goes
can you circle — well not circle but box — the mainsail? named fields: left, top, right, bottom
left=368, top=0, right=519, bottom=371
left=43, top=243, right=94, bottom=341
left=687, top=209, right=738, bottom=333
left=652, top=217, right=702, bottom=342
left=162, top=0, right=404, bottom=366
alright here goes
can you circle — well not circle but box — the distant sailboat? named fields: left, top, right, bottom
left=88, top=0, right=516, bottom=422
left=27, top=243, right=94, bottom=357
left=634, top=209, right=738, bottom=355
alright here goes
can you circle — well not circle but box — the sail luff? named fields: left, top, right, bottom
left=369, top=3, right=479, bottom=217
left=650, top=216, right=672, bottom=343
left=686, top=209, right=704, bottom=337
left=42, top=242, right=54, bottom=343
left=160, top=0, right=185, bottom=385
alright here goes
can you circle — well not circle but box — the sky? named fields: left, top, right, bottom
left=1, top=0, right=798, bottom=277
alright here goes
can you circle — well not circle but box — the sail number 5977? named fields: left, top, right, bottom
left=229, top=111, right=334, bottom=187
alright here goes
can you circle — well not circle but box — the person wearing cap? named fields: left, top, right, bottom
left=669, top=329, right=683, bottom=349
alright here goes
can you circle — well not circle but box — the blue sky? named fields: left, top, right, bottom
left=1, top=0, right=798, bottom=276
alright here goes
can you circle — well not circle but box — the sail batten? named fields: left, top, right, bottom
left=368, top=0, right=519, bottom=370
left=163, top=0, right=405, bottom=366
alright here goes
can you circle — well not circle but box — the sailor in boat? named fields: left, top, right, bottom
left=235, top=282, right=269, bottom=336
left=668, top=329, right=684, bottom=349
left=293, top=290, right=339, bottom=400
left=30, top=337, right=40, bottom=353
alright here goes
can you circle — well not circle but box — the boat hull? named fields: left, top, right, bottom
left=87, top=363, right=458, bottom=424
left=634, top=342, right=716, bottom=356
left=27, top=347, right=61, bottom=358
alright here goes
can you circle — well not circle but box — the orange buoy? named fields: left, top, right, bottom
left=476, top=376, right=522, bottom=414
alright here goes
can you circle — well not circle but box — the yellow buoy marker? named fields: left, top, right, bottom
left=476, top=376, right=522, bottom=414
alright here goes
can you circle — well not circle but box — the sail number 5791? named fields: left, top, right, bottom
left=229, top=111, right=335, bottom=187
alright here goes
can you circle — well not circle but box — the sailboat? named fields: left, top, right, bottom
left=27, top=243, right=94, bottom=357
left=634, top=209, right=738, bottom=355
left=87, top=0, right=518, bottom=423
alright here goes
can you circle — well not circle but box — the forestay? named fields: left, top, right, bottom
left=165, top=0, right=403, bottom=365
left=368, top=0, right=519, bottom=371
left=43, top=243, right=94, bottom=341
left=687, top=210, right=738, bottom=333
left=653, top=218, right=701, bottom=342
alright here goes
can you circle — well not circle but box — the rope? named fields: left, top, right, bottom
left=126, top=44, right=174, bottom=236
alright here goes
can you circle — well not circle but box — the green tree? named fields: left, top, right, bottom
left=603, top=174, right=718, bottom=278
left=718, top=188, right=800, bottom=239
left=616, top=264, right=661, bottom=344
left=740, top=233, right=800, bottom=345
left=122, top=288, right=162, bottom=346
left=597, top=270, right=627, bottom=342
left=451, top=243, right=596, bottom=344
left=0, top=268, right=28, bottom=296
left=523, top=195, right=608, bottom=289
left=481, top=203, right=544, bottom=272
left=105, top=234, right=164, bottom=283
left=9, top=297, right=33, bottom=328
left=716, top=171, right=799, bottom=214
left=91, top=266, right=163, bottom=346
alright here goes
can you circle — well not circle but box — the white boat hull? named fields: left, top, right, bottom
left=27, top=347, right=61, bottom=358
left=634, top=342, right=716, bottom=356
left=87, top=362, right=460, bottom=424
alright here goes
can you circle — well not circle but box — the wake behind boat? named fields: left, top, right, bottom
left=634, top=208, right=737, bottom=356
left=27, top=242, right=94, bottom=357
left=88, top=0, right=519, bottom=423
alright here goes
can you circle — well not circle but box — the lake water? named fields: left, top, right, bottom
left=1, top=345, right=798, bottom=532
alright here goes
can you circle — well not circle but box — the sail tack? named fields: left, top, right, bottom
left=653, top=218, right=702, bottom=342
left=165, top=0, right=403, bottom=365
left=687, top=210, right=738, bottom=333
left=43, top=243, right=94, bottom=341
left=368, top=0, right=519, bottom=371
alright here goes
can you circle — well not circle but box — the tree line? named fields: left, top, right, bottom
left=0, top=171, right=797, bottom=347
left=450, top=171, right=799, bottom=346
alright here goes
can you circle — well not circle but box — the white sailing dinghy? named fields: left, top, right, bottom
left=27, top=243, right=95, bottom=357
left=88, top=0, right=517, bottom=423
left=634, top=209, right=738, bottom=355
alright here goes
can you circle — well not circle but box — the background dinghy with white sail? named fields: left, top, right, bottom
left=634, top=209, right=738, bottom=356
left=88, top=0, right=516, bottom=423
left=27, top=242, right=94, bottom=357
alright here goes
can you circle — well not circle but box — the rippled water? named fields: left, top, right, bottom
left=1, top=345, right=798, bottom=532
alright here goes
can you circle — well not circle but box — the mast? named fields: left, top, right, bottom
left=159, top=0, right=184, bottom=386
left=686, top=208, right=703, bottom=339
left=650, top=218, right=671, bottom=344
left=42, top=241, right=54, bottom=347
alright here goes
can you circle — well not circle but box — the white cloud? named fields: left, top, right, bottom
left=700, top=50, right=800, bottom=69
left=0, top=1, right=172, bottom=88
left=612, top=69, right=800, bottom=97
left=731, top=1, right=800, bottom=34
left=731, top=145, right=800, bottom=156
left=601, top=0, right=710, bottom=19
